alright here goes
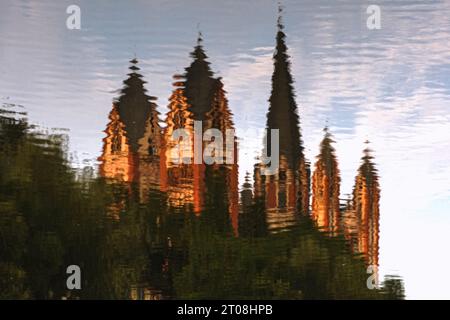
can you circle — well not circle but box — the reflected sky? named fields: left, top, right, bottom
left=1, top=0, right=450, bottom=299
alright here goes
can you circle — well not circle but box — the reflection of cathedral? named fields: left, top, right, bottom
left=98, top=20, right=380, bottom=286
left=253, top=11, right=310, bottom=232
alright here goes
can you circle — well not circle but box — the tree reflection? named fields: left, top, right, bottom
left=0, top=104, right=403, bottom=299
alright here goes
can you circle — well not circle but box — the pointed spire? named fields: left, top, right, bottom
left=183, top=33, right=215, bottom=121
left=348, top=141, right=380, bottom=267
left=358, top=140, right=378, bottom=187
left=206, top=77, right=235, bottom=132
left=129, top=57, right=140, bottom=72
left=363, top=140, right=371, bottom=155
left=265, top=3, right=303, bottom=167
left=361, top=140, right=374, bottom=166
left=318, top=127, right=337, bottom=175
left=312, top=127, right=340, bottom=234
left=114, top=57, right=159, bottom=152
left=256, top=5, right=310, bottom=220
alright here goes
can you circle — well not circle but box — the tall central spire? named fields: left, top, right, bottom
left=254, top=4, right=310, bottom=232
left=265, top=3, right=303, bottom=169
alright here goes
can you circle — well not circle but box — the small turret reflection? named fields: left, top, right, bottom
left=311, top=127, right=341, bottom=236
left=341, top=141, right=380, bottom=282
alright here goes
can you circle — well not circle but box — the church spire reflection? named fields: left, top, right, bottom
left=254, top=6, right=310, bottom=232
left=341, top=141, right=380, bottom=270
left=160, top=34, right=239, bottom=233
left=311, top=127, right=340, bottom=235
left=99, top=58, right=162, bottom=204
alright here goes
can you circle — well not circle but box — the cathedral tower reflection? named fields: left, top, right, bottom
left=99, top=58, right=161, bottom=204
left=341, top=142, right=380, bottom=271
left=97, top=17, right=380, bottom=286
left=311, top=127, right=341, bottom=235
left=253, top=8, right=310, bottom=232
left=161, top=35, right=239, bottom=232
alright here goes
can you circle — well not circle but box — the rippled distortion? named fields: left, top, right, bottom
left=0, top=7, right=404, bottom=300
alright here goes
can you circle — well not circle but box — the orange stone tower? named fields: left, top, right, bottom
left=99, top=58, right=162, bottom=203
left=311, top=128, right=341, bottom=235
left=161, top=35, right=239, bottom=233
left=341, top=142, right=380, bottom=270
left=160, top=75, right=195, bottom=209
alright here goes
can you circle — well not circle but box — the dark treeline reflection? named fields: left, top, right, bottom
left=0, top=110, right=403, bottom=299
left=0, top=8, right=404, bottom=300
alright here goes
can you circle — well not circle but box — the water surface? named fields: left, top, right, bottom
left=1, top=0, right=450, bottom=299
